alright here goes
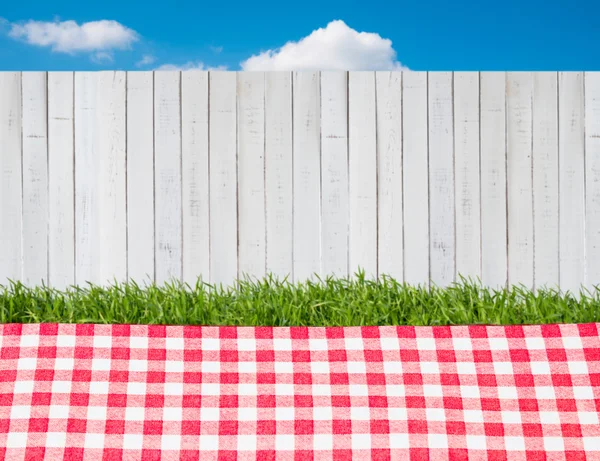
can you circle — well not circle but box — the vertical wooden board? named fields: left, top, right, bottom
left=558, top=72, right=585, bottom=295
left=237, top=72, right=266, bottom=281
left=0, top=73, right=22, bottom=287
left=428, top=72, right=455, bottom=288
left=402, top=71, right=429, bottom=287
left=209, top=71, right=238, bottom=286
left=320, top=71, right=349, bottom=278
left=96, top=71, right=127, bottom=286
left=21, top=72, right=48, bottom=286
left=126, top=72, right=155, bottom=285
left=532, top=72, right=559, bottom=291
left=154, top=71, right=182, bottom=285
left=376, top=71, right=403, bottom=281
left=480, top=73, right=507, bottom=289
left=181, top=71, right=210, bottom=286
left=349, top=72, right=377, bottom=278
left=48, top=72, right=75, bottom=290
left=585, top=72, right=600, bottom=291
left=506, top=72, right=534, bottom=289
left=453, top=72, right=481, bottom=283
left=265, top=72, right=293, bottom=281
left=74, top=72, right=100, bottom=286
left=292, top=72, right=321, bottom=282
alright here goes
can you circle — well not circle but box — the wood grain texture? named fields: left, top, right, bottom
left=292, top=72, right=321, bottom=282
left=428, top=72, right=455, bottom=288
left=480, top=72, right=507, bottom=289
left=320, top=71, right=349, bottom=278
left=585, top=72, right=600, bottom=291
left=506, top=72, right=534, bottom=289
left=21, top=72, right=48, bottom=286
left=265, top=72, right=293, bottom=281
left=532, top=72, right=559, bottom=291
left=453, top=72, right=481, bottom=282
left=48, top=72, right=75, bottom=290
left=558, top=72, right=585, bottom=295
left=0, top=72, right=22, bottom=287
left=154, top=71, right=182, bottom=285
left=181, top=71, right=210, bottom=286
left=349, top=72, right=377, bottom=278
left=402, top=71, right=429, bottom=287
left=376, top=71, right=403, bottom=281
left=209, top=71, right=238, bottom=286
left=126, top=71, right=155, bottom=285
left=237, top=72, right=266, bottom=281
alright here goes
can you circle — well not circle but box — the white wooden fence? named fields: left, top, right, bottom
left=1, top=71, right=599, bottom=293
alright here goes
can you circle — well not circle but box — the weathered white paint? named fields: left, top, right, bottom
left=126, top=71, right=155, bottom=284
left=320, top=71, right=349, bottom=278
left=265, top=72, right=293, bottom=281
left=506, top=72, right=534, bottom=289
left=292, top=72, right=321, bottom=282
left=21, top=72, right=48, bottom=286
left=154, top=71, right=182, bottom=285
left=480, top=72, right=507, bottom=289
left=376, top=71, right=403, bottom=281
left=237, top=72, right=266, bottom=280
left=3, top=71, right=600, bottom=293
left=402, top=71, right=429, bottom=287
left=48, top=72, right=75, bottom=290
left=0, top=72, right=22, bottom=287
left=209, top=71, right=238, bottom=286
left=453, top=72, right=481, bottom=282
left=181, top=71, right=210, bottom=286
left=349, top=71, right=377, bottom=278
left=532, top=72, right=559, bottom=291
left=428, top=72, right=455, bottom=288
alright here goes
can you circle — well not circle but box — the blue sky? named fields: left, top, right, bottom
left=0, top=0, right=598, bottom=71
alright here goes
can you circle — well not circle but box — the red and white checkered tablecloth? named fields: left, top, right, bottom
left=0, top=323, right=599, bottom=460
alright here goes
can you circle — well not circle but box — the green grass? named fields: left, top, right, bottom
left=0, top=270, right=598, bottom=326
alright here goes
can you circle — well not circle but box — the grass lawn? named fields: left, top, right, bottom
left=0, top=271, right=598, bottom=326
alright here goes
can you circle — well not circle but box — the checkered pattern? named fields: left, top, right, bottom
left=0, top=323, right=599, bottom=460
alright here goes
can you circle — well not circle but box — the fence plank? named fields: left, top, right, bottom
left=349, top=72, right=377, bottom=278
left=320, top=71, right=349, bottom=278
left=453, top=72, right=481, bottom=283
left=97, top=71, right=127, bottom=285
left=480, top=73, right=507, bottom=289
left=209, top=71, right=238, bottom=286
left=48, top=72, right=75, bottom=290
left=0, top=72, right=22, bottom=287
left=292, top=72, right=321, bottom=282
left=154, top=71, right=182, bottom=285
left=558, top=72, right=585, bottom=295
left=181, top=71, right=210, bottom=286
left=74, top=72, right=100, bottom=286
left=532, top=72, right=559, bottom=291
left=506, top=72, right=534, bottom=289
left=265, top=72, right=293, bottom=281
left=376, top=71, right=403, bottom=281
left=428, top=72, right=455, bottom=288
left=127, top=72, right=155, bottom=285
left=237, top=72, right=266, bottom=281
left=21, top=72, right=48, bottom=286
left=402, top=71, right=429, bottom=287
left=585, top=72, right=600, bottom=291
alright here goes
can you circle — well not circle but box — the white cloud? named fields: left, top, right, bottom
left=7, top=19, right=139, bottom=54
left=241, top=20, right=407, bottom=71
left=136, top=54, right=156, bottom=67
left=91, top=51, right=114, bottom=64
left=155, top=61, right=228, bottom=71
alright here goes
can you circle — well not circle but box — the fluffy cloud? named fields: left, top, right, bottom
left=155, top=61, right=227, bottom=71
left=136, top=54, right=156, bottom=67
left=7, top=19, right=139, bottom=54
left=241, top=20, right=407, bottom=71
